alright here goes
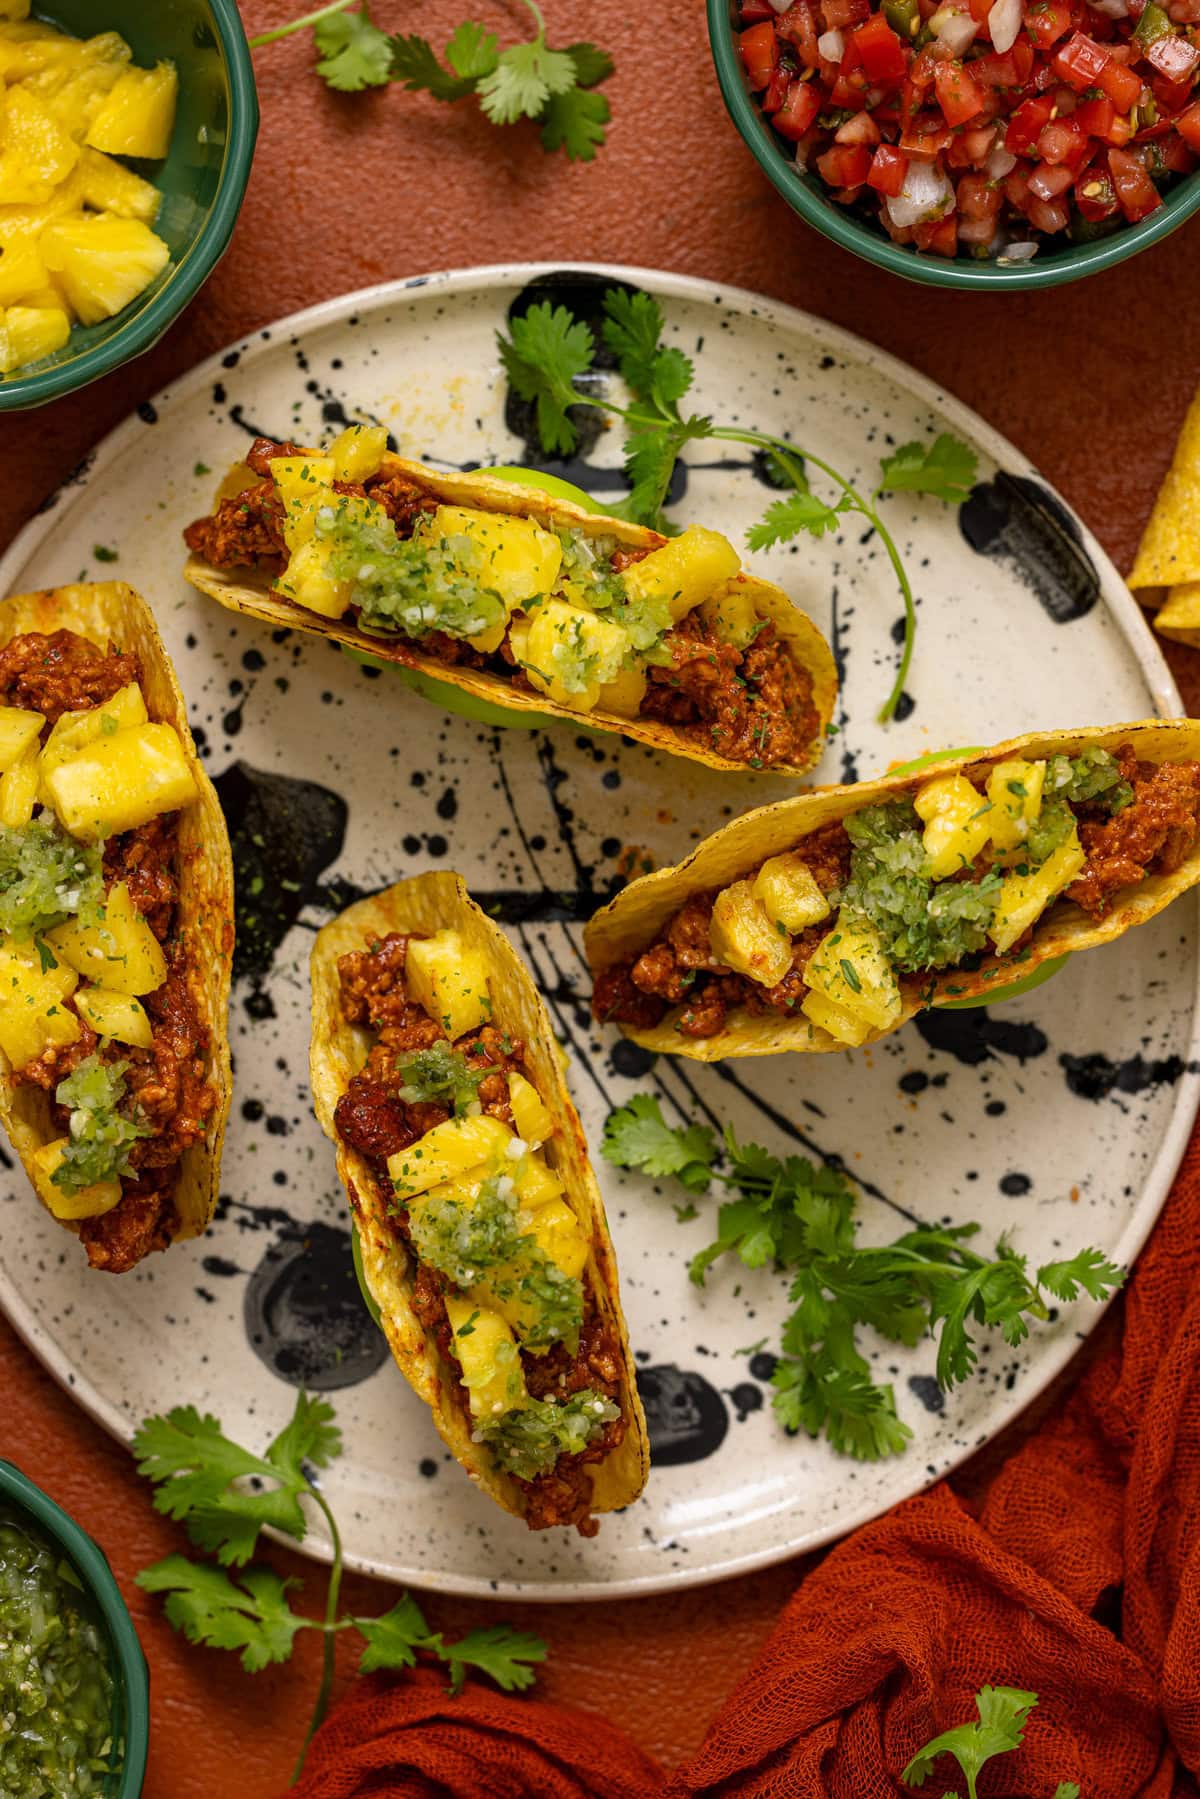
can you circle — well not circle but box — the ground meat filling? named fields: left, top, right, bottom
left=332, top=932, right=626, bottom=1533
left=183, top=438, right=817, bottom=769
left=594, top=752, right=1200, bottom=1038
left=2, top=632, right=215, bottom=1273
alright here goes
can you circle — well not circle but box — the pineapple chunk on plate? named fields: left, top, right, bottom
left=405, top=929, right=493, bottom=1040
left=619, top=526, right=742, bottom=623
left=444, top=1293, right=526, bottom=1420
left=40, top=212, right=169, bottom=327
left=0, top=85, right=80, bottom=204
left=752, top=854, right=831, bottom=933
left=43, top=720, right=197, bottom=838
left=0, top=742, right=38, bottom=825
left=988, top=831, right=1086, bottom=955
left=709, top=879, right=793, bottom=987
left=73, top=985, right=153, bottom=1048
left=31, top=1139, right=122, bottom=1222
left=86, top=60, right=177, bottom=160
left=804, top=913, right=902, bottom=1032
left=45, top=881, right=167, bottom=998
left=0, top=938, right=80, bottom=1070
left=388, top=1113, right=513, bottom=1201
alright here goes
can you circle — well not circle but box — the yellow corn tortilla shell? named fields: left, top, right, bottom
left=1152, top=579, right=1200, bottom=650
left=1128, top=383, right=1200, bottom=621
left=0, top=582, right=234, bottom=1251
left=585, top=719, right=1200, bottom=1062
left=309, top=871, right=650, bottom=1524
left=184, top=456, right=838, bottom=777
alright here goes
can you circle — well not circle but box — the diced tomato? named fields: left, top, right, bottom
left=956, top=170, right=1004, bottom=214
left=1004, top=164, right=1033, bottom=207
left=739, top=21, right=780, bottom=89
left=1156, top=129, right=1196, bottom=170
left=1027, top=194, right=1071, bottom=229
left=1107, top=108, right=1135, bottom=143
left=1151, top=70, right=1197, bottom=111
left=1024, top=1, right=1074, bottom=49
left=775, top=1, right=822, bottom=67
left=1074, top=93, right=1117, bottom=134
left=1097, top=56, right=1143, bottom=107
left=934, top=58, right=986, bottom=123
left=1050, top=31, right=1111, bottom=89
left=836, top=108, right=883, bottom=142
left=1108, top=142, right=1164, bottom=215
left=1075, top=157, right=1120, bottom=217
left=1178, top=97, right=1200, bottom=150
left=899, top=109, right=955, bottom=153
left=1144, top=32, right=1200, bottom=80
left=739, top=0, right=777, bottom=18
left=761, top=65, right=792, bottom=111
left=1037, top=114, right=1088, bottom=162
left=772, top=75, right=823, bottom=137
left=1005, top=92, right=1057, bottom=151
left=972, top=38, right=1037, bottom=84
left=816, top=141, right=874, bottom=184
left=867, top=142, right=910, bottom=191
left=913, top=212, right=959, bottom=252
left=851, top=12, right=910, bottom=80
left=823, top=0, right=872, bottom=25
left=1028, top=156, right=1076, bottom=195
left=909, top=45, right=941, bottom=87
left=830, top=67, right=873, bottom=104
left=967, top=0, right=993, bottom=23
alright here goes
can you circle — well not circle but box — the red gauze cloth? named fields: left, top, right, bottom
left=291, top=1132, right=1200, bottom=1799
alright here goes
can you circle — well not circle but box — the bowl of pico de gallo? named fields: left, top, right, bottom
left=708, top=0, right=1200, bottom=285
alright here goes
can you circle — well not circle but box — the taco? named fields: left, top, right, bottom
left=181, top=430, right=838, bottom=775
left=309, top=871, right=649, bottom=1534
left=585, top=721, right=1200, bottom=1061
left=0, top=582, right=233, bottom=1269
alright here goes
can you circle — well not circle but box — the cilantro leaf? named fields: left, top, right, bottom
left=773, top=1357, right=912, bottom=1460
left=1038, top=1247, right=1124, bottom=1303
left=877, top=433, right=978, bottom=504
left=602, top=289, right=694, bottom=412
left=445, top=21, right=500, bottom=80
left=601, top=1095, right=717, bottom=1192
left=477, top=38, right=576, bottom=124
left=355, top=1593, right=435, bottom=1674
left=313, top=5, right=392, bottom=91
left=903, top=1686, right=1039, bottom=1791
left=135, top=1557, right=306, bottom=1672
left=389, top=22, right=498, bottom=100
left=1054, top=1787, right=1082, bottom=1798
left=498, top=301, right=596, bottom=456
left=540, top=85, right=610, bottom=161
left=563, top=42, right=614, bottom=86
left=747, top=490, right=849, bottom=548
left=441, top=1623, right=549, bottom=1694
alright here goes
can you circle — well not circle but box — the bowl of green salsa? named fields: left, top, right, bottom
left=0, top=1462, right=148, bottom=1797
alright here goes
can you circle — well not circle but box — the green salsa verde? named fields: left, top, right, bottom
left=0, top=1509, right=121, bottom=1797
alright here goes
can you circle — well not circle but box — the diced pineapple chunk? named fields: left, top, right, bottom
left=73, top=985, right=152, bottom=1047
left=0, top=86, right=79, bottom=204
left=914, top=774, right=993, bottom=880
left=527, top=1196, right=588, bottom=1279
left=0, top=939, right=79, bottom=1069
left=508, top=1072, right=555, bottom=1147
left=31, top=1138, right=122, bottom=1221
left=388, top=1113, right=513, bottom=1201
left=0, top=236, right=47, bottom=305
left=619, top=526, right=742, bottom=623
left=269, top=456, right=336, bottom=551
left=512, top=1151, right=564, bottom=1211
left=523, top=599, right=628, bottom=713
left=596, top=664, right=647, bottom=718
left=0, top=4, right=33, bottom=25
left=752, top=854, right=832, bottom=933
left=986, top=758, right=1046, bottom=853
left=988, top=830, right=1086, bottom=954
left=46, top=882, right=166, bottom=997
left=0, top=742, right=38, bottom=825
left=804, top=913, right=902, bottom=1031
left=29, top=38, right=130, bottom=143
left=0, top=302, right=69, bottom=370
left=709, top=879, right=792, bottom=987
left=277, top=539, right=353, bottom=620
left=39, top=212, right=168, bottom=325
left=38, top=679, right=146, bottom=799
left=0, top=162, right=88, bottom=244
left=328, top=423, right=388, bottom=484
left=77, top=145, right=160, bottom=222
left=427, top=506, right=563, bottom=610
left=699, top=579, right=761, bottom=649
left=405, top=929, right=492, bottom=1041
left=44, top=721, right=196, bottom=839
left=0, top=703, right=43, bottom=769
left=85, top=60, right=176, bottom=159
left=800, top=987, right=874, bottom=1047
left=444, top=1294, right=526, bottom=1420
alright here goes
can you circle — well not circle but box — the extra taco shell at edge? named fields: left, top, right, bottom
left=585, top=719, right=1200, bottom=1063
left=184, top=457, right=839, bottom=777
left=308, top=871, right=650, bottom=1524
left=0, top=582, right=234, bottom=1246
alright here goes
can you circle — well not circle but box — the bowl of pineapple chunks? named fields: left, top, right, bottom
left=0, top=0, right=257, bottom=408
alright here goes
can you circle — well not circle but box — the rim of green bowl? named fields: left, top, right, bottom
left=706, top=0, right=1200, bottom=290
left=0, top=0, right=259, bottom=411
left=0, top=1459, right=149, bottom=1796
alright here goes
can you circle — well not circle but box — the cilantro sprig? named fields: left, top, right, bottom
left=602, top=1096, right=1122, bottom=1459
left=249, top=1, right=613, bottom=161
left=134, top=1391, right=546, bottom=1781
left=903, top=1685, right=1081, bottom=1799
left=497, top=288, right=978, bottom=720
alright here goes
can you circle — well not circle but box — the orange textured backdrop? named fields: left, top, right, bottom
left=1, top=1, right=1198, bottom=1792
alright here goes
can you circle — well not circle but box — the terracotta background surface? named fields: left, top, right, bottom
left=1, top=1, right=1199, bottom=1791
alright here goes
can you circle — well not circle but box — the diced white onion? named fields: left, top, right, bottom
left=818, top=28, right=845, bottom=60
left=1088, top=0, right=1130, bottom=16
left=506, top=1137, right=527, bottom=1160
left=987, top=0, right=1025, bottom=51
left=885, top=160, right=954, bottom=228
left=930, top=4, right=978, bottom=51
left=768, top=0, right=793, bottom=12
left=985, top=144, right=1018, bottom=178
left=998, top=239, right=1040, bottom=262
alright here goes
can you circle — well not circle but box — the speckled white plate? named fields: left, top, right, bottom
left=1, top=265, right=1196, bottom=1601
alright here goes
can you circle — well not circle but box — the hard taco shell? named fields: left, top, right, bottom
left=185, top=457, right=838, bottom=777
left=309, top=871, right=650, bottom=1523
left=585, top=719, right=1200, bottom=1062
left=0, top=582, right=234, bottom=1244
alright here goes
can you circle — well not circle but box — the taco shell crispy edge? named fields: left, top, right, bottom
left=585, top=719, right=1200, bottom=1062
left=184, top=456, right=838, bottom=777
left=309, top=870, right=650, bottom=1523
left=0, top=582, right=234, bottom=1244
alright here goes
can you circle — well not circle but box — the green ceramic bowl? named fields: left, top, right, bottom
left=0, top=1458, right=149, bottom=1796
left=0, top=0, right=258, bottom=410
left=707, top=0, right=1200, bottom=290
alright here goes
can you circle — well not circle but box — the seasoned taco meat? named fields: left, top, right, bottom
left=1067, top=757, right=1200, bottom=917
left=0, top=629, right=139, bottom=722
